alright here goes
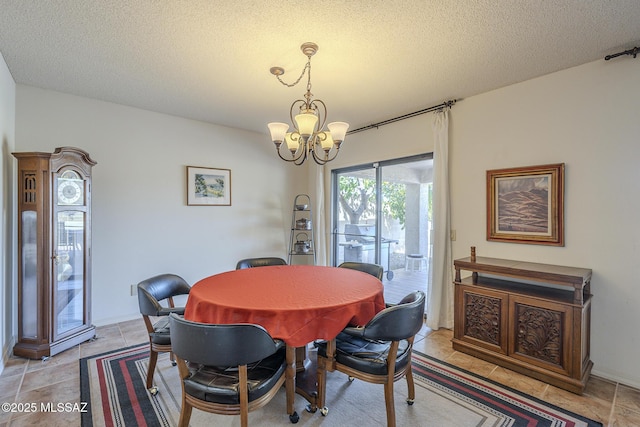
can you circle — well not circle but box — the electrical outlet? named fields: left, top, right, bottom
left=450, top=229, right=457, bottom=241
left=130, top=284, right=137, bottom=296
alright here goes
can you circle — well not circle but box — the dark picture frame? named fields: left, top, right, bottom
left=186, top=166, right=231, bottom=206
left=487, top=163, right=564, bottom=246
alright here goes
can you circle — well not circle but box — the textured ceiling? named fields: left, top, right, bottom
left=1, top=1, right=639, bottom=135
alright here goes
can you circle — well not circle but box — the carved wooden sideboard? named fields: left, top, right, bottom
left=452, top=255, right=593, bottom=394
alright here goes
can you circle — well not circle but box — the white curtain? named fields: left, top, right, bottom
left=427, top=108, right=454, bottom=330
left=310, top=165, right=328, bottom=265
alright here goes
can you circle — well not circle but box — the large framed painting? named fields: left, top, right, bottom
left=186, top=166, right=231, bottom=206
left=487, top=163, right=564, bottom=246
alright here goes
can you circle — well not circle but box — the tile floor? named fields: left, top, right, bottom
left=1, top=318, right=639, bottom=426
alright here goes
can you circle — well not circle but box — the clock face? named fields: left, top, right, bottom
left=57, top=179, right=83, bottom=205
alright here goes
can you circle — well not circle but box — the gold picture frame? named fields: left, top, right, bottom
left=186, top=166, right=231, bottom=206
left=487, top=163, right=564, bottom=246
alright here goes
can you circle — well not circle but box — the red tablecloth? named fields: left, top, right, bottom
left=184, top=265, right=385, bottom=347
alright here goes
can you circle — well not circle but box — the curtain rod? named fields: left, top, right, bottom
left=604, top=46, right=639, bottom=61
left=347, top=99, right=457, bottom=135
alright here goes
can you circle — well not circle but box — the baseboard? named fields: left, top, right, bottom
left=92, top=312, right=140, bottom=327
left=591, top=367, right=640, bottom=391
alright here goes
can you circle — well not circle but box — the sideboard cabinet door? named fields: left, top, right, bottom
left=455, top=284, right=509, bottom=355
left=508, top=295, right=573, bottom=377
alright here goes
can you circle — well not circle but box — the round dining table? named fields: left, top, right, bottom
left=184, top=264, right=386, bottom=347
left=183, top=264, right=386, bottom=418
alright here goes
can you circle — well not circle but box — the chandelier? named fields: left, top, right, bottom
left=267, top=42, right=349, bottom=165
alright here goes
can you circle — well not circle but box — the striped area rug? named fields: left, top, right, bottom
left=411, top=352, right=602, bottom=427
left=80, top=344, right=172, bottom=426
left=80, top=344, right=602, bottom=427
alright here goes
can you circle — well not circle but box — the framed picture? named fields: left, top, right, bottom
left=487, top=163, right=564, bottom=246
left=186, top=166, right=231, bottom=206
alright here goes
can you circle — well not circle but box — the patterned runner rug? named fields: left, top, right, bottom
left=80, top=343, right=602, bottom=427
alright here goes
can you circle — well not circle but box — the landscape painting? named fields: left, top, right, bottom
left=187, top=166, right=231, bottom=206
left=487, top=163, right=564, bottom=246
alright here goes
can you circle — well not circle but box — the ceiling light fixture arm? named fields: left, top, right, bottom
left=275, top=137, right=339, bottom=166
left=274, top=135, right=308, bottom=165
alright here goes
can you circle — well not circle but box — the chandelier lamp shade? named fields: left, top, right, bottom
left=267, top=42, right=349, bottom=165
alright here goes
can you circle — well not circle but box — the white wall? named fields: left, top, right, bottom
left=15, top=86, right=307, bottom=326
left=0, top=52, right=16, bottom=375
left=328, top=59, right=640, bottom=388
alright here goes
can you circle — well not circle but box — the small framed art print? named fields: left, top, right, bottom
left=186, top=166, right=231, bottom=206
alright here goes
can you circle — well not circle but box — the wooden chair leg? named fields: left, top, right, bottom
left=146, top=349, right=158, bottom=389
left=178, top=397, right=192, bottom=427
left=317, top=340, right=335, bottom=416
left=384, top=379, right=396, bottom=427
left=316, top=355, right=327, bottom=412
left=285, top=346, right=296, bottom=417
left=239, top=365, right=249, bottom=427
left=405, top=366, right=416, bottom=404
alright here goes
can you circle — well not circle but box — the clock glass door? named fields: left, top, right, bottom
left=20, top=210, right=39, bottom=339
left=54, top=171, right=87, bottom=338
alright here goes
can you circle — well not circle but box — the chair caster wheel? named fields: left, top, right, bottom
left=406, top=398, right=414, bottom=405
left=289, top=411, right=299, bottom=423
left=348, top=376, right=355, bottom=382
left=305, top=404, right=317, bottom=413
left=171, top=361, right=177, bottom=366
left=320, top=407, right=329, bottom=416
left=149, top=386, right=158, bottom=396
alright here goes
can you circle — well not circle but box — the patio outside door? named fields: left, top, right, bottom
left=331, top=154, right=433, bottom=306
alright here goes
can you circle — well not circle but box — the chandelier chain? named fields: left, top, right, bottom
left=275, top=60, right=311, bottom=88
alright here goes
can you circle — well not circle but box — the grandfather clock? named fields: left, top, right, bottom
left=13, top=147, right=97, bottom=359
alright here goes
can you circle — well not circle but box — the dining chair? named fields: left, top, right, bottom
left=168, top=313, right=289, bottom=427
left=311, top=262, right=386, bottom=352
left=235, top=257, right=287, bottom=269
left=338, top=261, right=384, bottom=281
left=137, top=273, right=191, bottom=394
left=315, top=290, right=426, bottom=427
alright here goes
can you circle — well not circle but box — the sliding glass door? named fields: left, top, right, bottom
left=331, top=154, right=433, bottom=306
